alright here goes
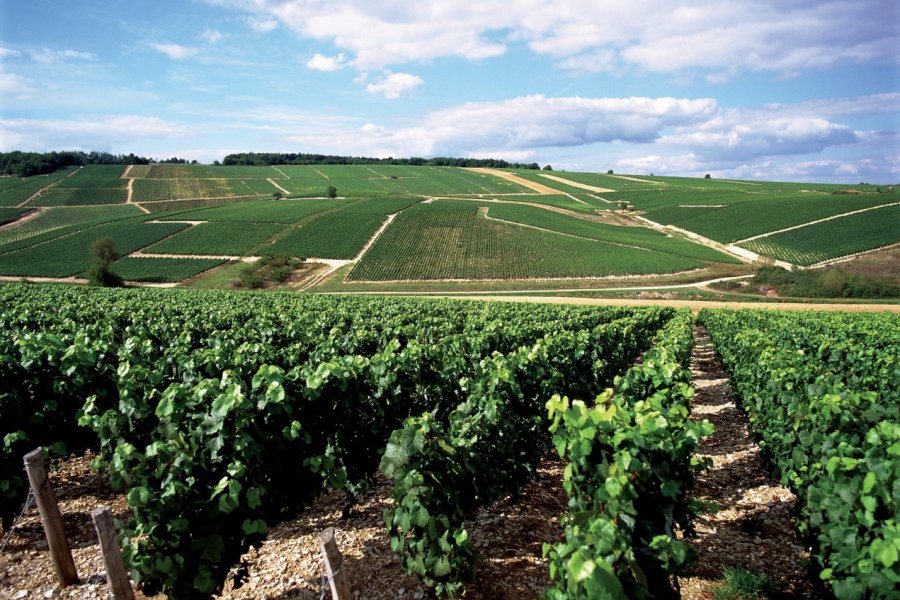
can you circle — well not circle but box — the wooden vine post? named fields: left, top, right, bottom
left=91, top=506, right=135, bottom=600
left=318, top=527, right=351, bottom=600
left=23, top=448, right=79, bottom=586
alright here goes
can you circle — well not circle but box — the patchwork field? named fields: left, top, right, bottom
left=0, top=163, right=896, bottom=288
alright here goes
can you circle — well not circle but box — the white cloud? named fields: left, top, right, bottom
left=0, top=71, right=38, bottom=99
left=306, top=53, right=347, bottom=72
left=27, top=48, right=96, bottom=64
left=149, top=43, right=198, bottom=60
left=201, top=29, right=225, bottom=43
left=0, top=115, right=192, bottom=152
left=365, top=72, right=424, bottom=99
left=246, top=16, right=278, bottom=33
left=0, top=47, right=20, bottom=59
left=287, top=94, right=717, bottom=156
left=207, top=0, right=898, bottom=75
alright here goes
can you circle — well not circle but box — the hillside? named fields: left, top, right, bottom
left=0, top=163, right=896, bottom=297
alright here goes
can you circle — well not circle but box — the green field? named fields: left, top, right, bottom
left=0, top=219, right=187, bottom=277
left=349, top=202, right=700, bottom=281
left=146, top=221, right=286, bottom=256
left=484, top=203, right=740, bottom=263
left=741, top=204, right=900, bottom=265
left=1, top=163, right=897, bottom=285
left=263, top=197, right=420, bottom=259
left=110, top=256, right=226, bottom=282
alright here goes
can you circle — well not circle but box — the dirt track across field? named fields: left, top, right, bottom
left=463, top=168, right=561, bottom=195
left=435, top=295, right=900, bottom=313
left=537, top=173, right=615, bottom=193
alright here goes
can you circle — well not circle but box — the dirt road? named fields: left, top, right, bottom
left=463, top=167, right=560, bottom=195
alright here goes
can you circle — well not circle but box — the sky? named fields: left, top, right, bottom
left=0, top=0, right=898, bottom=182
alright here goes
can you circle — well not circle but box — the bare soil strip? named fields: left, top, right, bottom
left=482, top=207, right=649, bottom=251
left=734, top=201, right=900, bottom=244
left=537, top=173, right=615, bottom=193
left=680, top=325, right=817, bottom=598
left=267, top=178, right=290, bottom=195
left=272, top=166, right=290, bottom=179
left=432, top=295, right=900, bottom=313
left=432, top=196, right=643, bottom=227
left=462, top=168, right=560, bottom=195
left=607, top=174, right=664, bottom=184
left=633, top=215, right=796, bottom=268
left=0, top=207, right=43, bottom=229
left=17, top=166, right=83, bottom=208
left=130, top=251, right=259, bottom=263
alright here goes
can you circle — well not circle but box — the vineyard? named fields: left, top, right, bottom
left=1, top=284, right=896, bottom=599
left=0, top=163, right=897, bottom=287
left=348, top=202, right=702, bottom=281
left=700, top=309, right=900, bottom=598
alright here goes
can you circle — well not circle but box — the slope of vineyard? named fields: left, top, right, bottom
left=349, top=202, right=701, bottom=281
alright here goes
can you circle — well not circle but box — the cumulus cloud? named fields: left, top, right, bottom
left=306, top=53, right=347, bottom=72
left=0, top=47, right=21, bottom=59
left=365, top=72, right=424, bottom=99
left=207, top=0, right=898, bottom=75
left=0, top=71, right=38, bottom=100
left=285, top=94, right=717, bottom=156
left=149, top=43, right=198, bottom=60
left=0, top=115, right=192, bottom=152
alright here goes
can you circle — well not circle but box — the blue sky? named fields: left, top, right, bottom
left=0, top=0, right=897, bottom=182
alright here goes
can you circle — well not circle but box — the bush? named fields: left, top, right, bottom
left=87, top=237, right=123, bottom=287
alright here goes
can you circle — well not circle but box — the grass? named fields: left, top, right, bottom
left=0, top=187, right=37, bottom=206
left=711, top=567, right=777, bottom=600
left=348, top=202, right=701, bottom=281
left=179, top=260, right=247, bottom=288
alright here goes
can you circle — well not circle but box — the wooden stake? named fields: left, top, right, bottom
left=318, top=527, right=351, bottom=600
left=23, top=448, right=79, bottom=586
left=91, top=506, right=135, bottom=600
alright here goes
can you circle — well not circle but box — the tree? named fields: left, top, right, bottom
left=607, top=169, right=614, bottom=175
left=273, top=192, right=283, bottom=200
left=704, top=173, right=711, bottom=179
left=87, top=237, right=123, bottom=287
left=326, top=185, right=338, bottom=199
left=542, top=164, right=553, bottom=171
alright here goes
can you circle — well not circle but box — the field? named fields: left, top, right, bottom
left=741, top=203, right=900, bottom=265
left=110, top=256, right=227, bottom=282
left=1, top=285, right=895, bottom=599
left=0, top=219, right=187, bottom=277
left=145, top=221, right=287, bottom=256
left=348, top=201, right=700, bottom=281
left=0, top=163, right=897, bottom=288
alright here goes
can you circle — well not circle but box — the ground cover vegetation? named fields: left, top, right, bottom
left=0, top=285, right=697, bottom=598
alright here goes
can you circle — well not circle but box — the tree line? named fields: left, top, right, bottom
left=221, top=152, right=541, bottom=170
left=0, top=151, right=190, bottom=177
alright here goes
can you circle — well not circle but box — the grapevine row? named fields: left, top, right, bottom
left=700, top=309, right=899, bottom=599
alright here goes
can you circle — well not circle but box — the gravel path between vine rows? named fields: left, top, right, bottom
left=678, top=324, right=822, bottom=598
left=0, top=452, right=569, bottom=599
